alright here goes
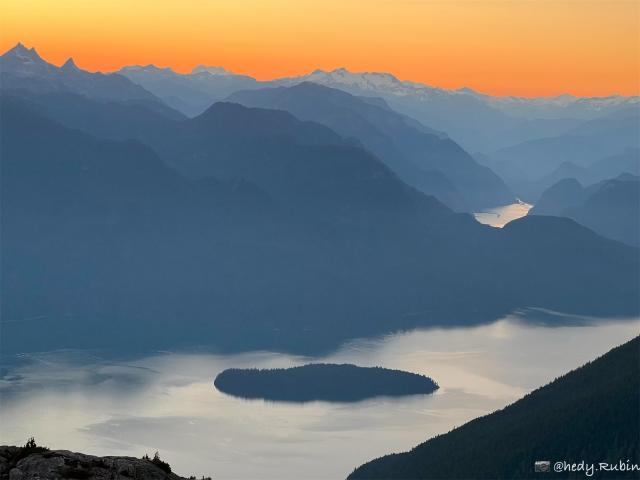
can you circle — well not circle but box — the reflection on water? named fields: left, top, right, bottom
left=474, top=201, right=533, bottom=228
left=0, top=313, right=638, bottom=480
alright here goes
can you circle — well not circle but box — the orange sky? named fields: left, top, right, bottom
left=1, top=0, right=639, bottom=97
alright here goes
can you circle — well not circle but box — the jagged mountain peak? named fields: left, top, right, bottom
left=2, top=42, right=45, bottom=62
left=0, top=42, right=56, bottom=78
left=0, top=44, right=162, bottom=104
left=61, top=57, right=79, bottom=71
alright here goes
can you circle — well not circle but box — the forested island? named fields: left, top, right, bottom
left=214, top=363, right=439, bottom=402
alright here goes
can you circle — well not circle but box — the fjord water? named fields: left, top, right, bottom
left=474, top=201, right=533, bottom=228
left=1, top=313, right=638, bottom=480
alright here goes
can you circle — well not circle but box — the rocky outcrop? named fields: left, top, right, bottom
left=0, top=446, right=198, bottom=480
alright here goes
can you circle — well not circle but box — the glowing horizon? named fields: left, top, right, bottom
left=1, top=0, right=638, bottom=98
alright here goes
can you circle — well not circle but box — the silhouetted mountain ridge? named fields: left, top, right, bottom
left=228, top=82, right=514, bottom=211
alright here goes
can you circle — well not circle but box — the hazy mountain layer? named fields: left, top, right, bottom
left=2, top=97, right=638, bottom=356
left=118, top=64, right=260, bottom=116
left=276, top=68, right=639, bottom=152
left=110, top=58, right=639, bottom=153
left=490, top=107, right=639, bottom=182
left=531, top=174, right=640, bottom=247
left=228, top=82, right=514, bottom=210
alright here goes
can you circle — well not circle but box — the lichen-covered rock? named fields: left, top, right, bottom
left=0, top=447, right=194, bottom=480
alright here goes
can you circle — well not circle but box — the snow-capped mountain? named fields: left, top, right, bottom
left=115, top=59, right=640, bottom=145
left=7, top=41, right=635, bottom=153
left=275, top=68, right=514, bottom=151
left=283, top=67, right=639, bottom=117
left=279, top=67, right=458, bottom=100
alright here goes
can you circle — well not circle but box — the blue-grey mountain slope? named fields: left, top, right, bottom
left=228, top=82, right=513, bottom=211
left=531, top=174, right=640, bottom=247
left=2, top=95, right=638, bottom=356
left=490, top=107, right=639, bottom=182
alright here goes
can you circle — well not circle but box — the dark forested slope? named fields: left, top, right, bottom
left=349, top=336, right=640, bottom=479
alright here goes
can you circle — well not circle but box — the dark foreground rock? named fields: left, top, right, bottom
left=0, top=446, right=202, bottom=480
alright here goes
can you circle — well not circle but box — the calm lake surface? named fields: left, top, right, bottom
left=474, top=201, right=533, bottom=228
left=1, top=311, right=638, bottom=480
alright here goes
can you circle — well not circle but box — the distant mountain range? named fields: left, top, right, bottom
left=1, top=43, right=638, bottom=355
left=118, top=64, right=259, bottom=116
left=1, top=44, right=513, bottom=211
left=114, top=61, right=640, bottom=199
left=488, top=107, right=640, bottom=194
left=531, top=174, right=640, bottom=247
left=349, top=335, right=640, bottom=479
left=4, top=42, right=637, bottom=198
left=3, top=92, right=638, bottom=355
left=285, top=68, right=638, bottom=118
left=115, top=62, right=639, bottom=152
left=277, top=68, right=639, bottom=153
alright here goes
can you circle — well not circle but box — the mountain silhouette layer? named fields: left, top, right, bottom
left=228, top=82, right=514, bottom=211
left=2, top=96, right=638, bottom=355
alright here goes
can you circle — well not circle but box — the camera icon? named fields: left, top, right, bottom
left=535, top=461, right=551, bottom=472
